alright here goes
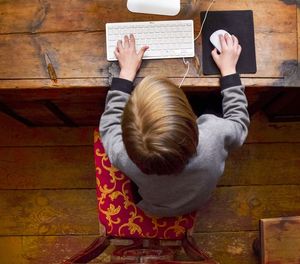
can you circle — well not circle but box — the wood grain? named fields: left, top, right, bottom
left=195, top=185, right=300, bottom=232
left=0, top=142, right=299, bottom=189
left=1, top=186, right=300, bottom=236
left=0, top=112, right=94, bottom=147
left=260, top=216, right=300, bottom=264
left=0, top=100, right=66, bottom=126
left=0, top=32, right=296, bottom=80
left=0, top=85, right=279, bottom=127
left=0, top=189, right=98, bottom=236
left=0, top=0, right=297, bottom=87
left=0, top=146, right=95, bottom=189
left=0, top=5, right=299, bottom=264
left=298, top=5, right=300, bottom=63
left=0, top=232, right=259, bottom=264
left=52, top=98, right=105, bottom=126
left=193, top=231, right=259, bottom=264
left=221, top=143, right=300, bottom=185
left=0, top=111, right=299, bottom=147
left=0, top=115, right=299, bottom=187
left=0, top=0, right=295, bottom=34
left=0, top=77, right=284, bottom=90
left=246, top=112, right=300, bottom=143
left=0, top=235, right=100, bottom=264
left=0, top=0, right=298, bottom=125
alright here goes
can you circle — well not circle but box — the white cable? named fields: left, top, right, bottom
left=179, top=57, right=190, bottom=88
left=179, top=0, right=215, bottom=88
left=194, top=0, right=215, bottom=41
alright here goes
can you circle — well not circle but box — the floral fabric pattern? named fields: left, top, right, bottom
left=94, top=130, right=195, bottom=239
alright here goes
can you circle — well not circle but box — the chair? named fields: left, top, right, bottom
left=64, top=130, right=217, bottom=263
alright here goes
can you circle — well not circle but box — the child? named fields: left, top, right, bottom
left=100, top=33, right=250, bottom=217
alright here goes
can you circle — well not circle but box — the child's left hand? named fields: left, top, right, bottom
left=115, top=34, right=149, bottom=82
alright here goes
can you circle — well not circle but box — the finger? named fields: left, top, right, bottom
left=138, top=46, right=149, bottom=59
left=232, top=34, right=239, bottom=49
left=129, top=34, right=136, bottom=50
left=219, top=35, right=227, bottom=51
left=237, top=44, right=242, bottom=56
left=124, top=35, right=130, bottom=48
left=232, top=34, right=239, bottom=45
left=225, top=33, right=233, bottom=47
left=114, top=49, right=120, bottom=59
left=211, top=48, right=219, bottom=62
left=117, top=40, right=123, bottom=50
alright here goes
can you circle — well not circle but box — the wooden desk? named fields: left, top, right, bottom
left=0, top=0, right=299, bottom=126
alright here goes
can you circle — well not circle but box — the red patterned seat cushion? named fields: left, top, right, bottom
left=94, top=130, right=196, bottom=239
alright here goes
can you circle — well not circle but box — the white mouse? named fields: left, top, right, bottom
left=210, top=29, right=230, bottom=52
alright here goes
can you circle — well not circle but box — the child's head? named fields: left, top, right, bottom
left=122, top=75, right=198, bottom=175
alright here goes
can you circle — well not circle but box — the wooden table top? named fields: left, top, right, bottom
left=0, top=0, right=299, bottom=91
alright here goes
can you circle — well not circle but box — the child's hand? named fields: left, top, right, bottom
left=114, top=34, right=149, bottom=82
left=211, top=34, right=242, bottom=77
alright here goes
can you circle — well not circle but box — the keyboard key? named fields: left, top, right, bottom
left=106, top=20, right=195, bottom=61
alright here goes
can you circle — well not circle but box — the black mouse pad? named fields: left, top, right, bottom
left=200, top=10, right=257, bottom=75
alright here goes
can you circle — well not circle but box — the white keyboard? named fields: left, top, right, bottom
left=106, top=20, right=195, bottom=61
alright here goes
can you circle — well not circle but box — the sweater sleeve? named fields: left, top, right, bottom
left=99, top=77, right=133, bottom=163
left=220, top=73, right=250, bottom=149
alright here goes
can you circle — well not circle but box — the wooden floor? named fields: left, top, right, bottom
left=0, top=112, right=300, bottom=264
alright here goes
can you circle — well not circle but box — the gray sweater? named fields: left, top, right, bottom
left=100, top=74, right=250, bottom=217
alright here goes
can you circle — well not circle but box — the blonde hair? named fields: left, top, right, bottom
left=122, top=75, right=198, bottom=175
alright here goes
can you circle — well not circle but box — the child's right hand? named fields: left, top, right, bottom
left=211, top=34, right=242, bottom=77
left=114, top=34, right=149, bottom=82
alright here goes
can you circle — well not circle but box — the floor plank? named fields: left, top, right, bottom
left=0, top=142, right=298, bottom=189
left=0, top=109, right=299, bottom=264
left=0, top=232, right=259, bottom=264
left=195, top=185, right=300, bottom=232
left=1, top=111, right=299, bottom=147
left=193, top=231, right=259, bottom=264
left=0, top=235, right=100, bottom=264
left=0, top=146, right=95, bottom=189
left=0, top=232, right=258, bottom=264
left=1, top=185, right=300, bottom=236
left=0, top=189, right=99, bottom=236
left=221, top=142, right=300, bottom=185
